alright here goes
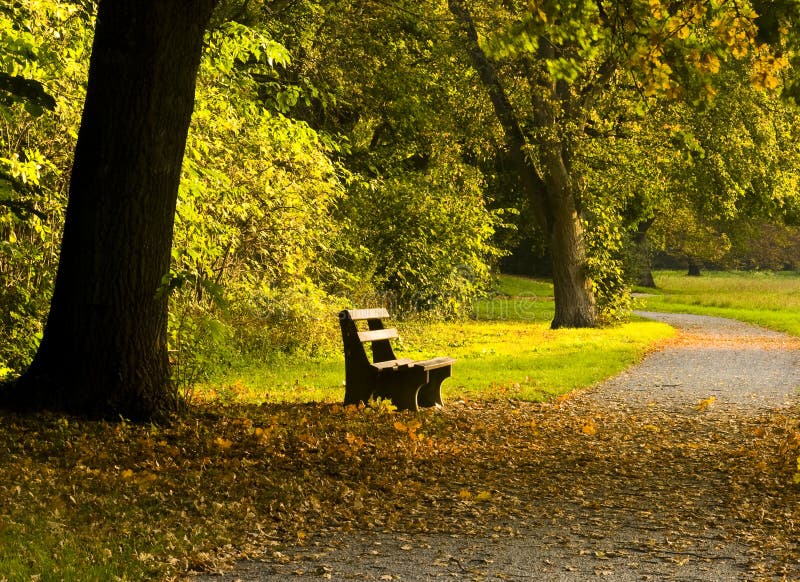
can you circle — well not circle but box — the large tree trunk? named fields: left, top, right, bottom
left=1, top=0, right=217, bottom=419
left=448, top=0, right=597, bottom=328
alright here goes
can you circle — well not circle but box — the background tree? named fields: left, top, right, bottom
left=648, top=65, right=800, bottom=275
left=446, top=0, right=782, bottom=326
left=231, top=0, right=504, bottom=317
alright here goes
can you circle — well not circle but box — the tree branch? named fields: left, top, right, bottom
left=446, top=0, right=550, bottom=228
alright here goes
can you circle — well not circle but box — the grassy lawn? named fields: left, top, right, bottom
left=639, top=270, right=800, bottom=337
left=202, top=275, right=673, bottom=405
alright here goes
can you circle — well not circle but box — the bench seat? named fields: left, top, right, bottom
left=372, top=358, right=416, bottom=371
left=339, top=309, right=455, bottom=411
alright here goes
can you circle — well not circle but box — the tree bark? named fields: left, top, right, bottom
left=687, top=257, right=702, bottom=277
left=546, top=158, right=597, bottom=329
left=633, top=218, right=656, bottom=288
left=448, top=0, right=597, bottom=328
left=1, top=0, right=217, bottom=419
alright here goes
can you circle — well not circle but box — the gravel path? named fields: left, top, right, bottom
left=193, top=312, right=800, bottom=581
left=603, top=311, right=800, bottom=411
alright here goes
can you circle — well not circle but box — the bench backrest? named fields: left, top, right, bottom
left=339, top=308, right=398, bottom=366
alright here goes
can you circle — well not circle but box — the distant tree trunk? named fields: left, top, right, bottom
left=448, top=0, right=597, bottom=328
left=687, top=257, right=702, bottom=276
left=548, top=175, right=597, bottom=328
left=633, top=218, right=656, bottom=288
left=1, top=0, right=217, bottom=419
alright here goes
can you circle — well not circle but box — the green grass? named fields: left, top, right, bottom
left=492, top=273, right=555, bottom=298
left=201, top=274, right=673, bottom=405
left=639, top=270, right=800, bottom=336
left=0, top=514, right=154, bottom=581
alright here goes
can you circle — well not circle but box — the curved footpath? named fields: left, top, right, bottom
left=193, top=312, right=800, bottom=581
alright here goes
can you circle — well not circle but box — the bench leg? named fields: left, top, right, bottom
left=386, top=384, right=422, bottom=412
left=417, top=367, right=450, bottom=408
left=344, top=369, right=375, bottom=407
left=344, top=387, right=371, bottom=407
left=374, top=370, right=428, bottom=412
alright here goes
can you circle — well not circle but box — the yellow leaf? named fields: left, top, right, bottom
left=121, top=469, right=134, bottom=480
left=459, top=489, right=472, bottom=500
left=582, top=419, right=597, bottom=435
left=214, top=437, right=233, bottom=449
left=393, top=421, right=407, bottom=432
left=476, top=491, right=492, bottom=501
left=695, top=396, right=716, bottom=411
left=136, top=471, right=157, bottom=488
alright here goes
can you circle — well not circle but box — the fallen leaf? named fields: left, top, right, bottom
left=695, top=396, right=716, bottom=411
left=214, top=437, right=233, bottom=449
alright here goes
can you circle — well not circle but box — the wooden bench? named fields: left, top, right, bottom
left=338, top=308, right=455, bottom=411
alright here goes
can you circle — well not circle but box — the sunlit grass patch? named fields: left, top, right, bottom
left=473, top=296, right=554, bottom=322
left=474, top=274, right=555, bottom=322
left=428, top=320, right=673, bottom=402
left=641, top=270, right=800, bottom=336
left=201, top=273, right=673, bottom=406
left=492, top=274, right=554, bottom=298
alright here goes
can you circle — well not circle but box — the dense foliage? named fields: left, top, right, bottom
left=0, top=1, right=92, bottom=376
left=0, top=1, right=501, bottom=381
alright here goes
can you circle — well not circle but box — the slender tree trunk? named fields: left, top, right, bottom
left=2, top=0, right=217, bottom=419
left=687, top=257, right=702, bottom=276
left=448, top=0, right=597, bottom=328
left=633, top=218, right=656, bottom=288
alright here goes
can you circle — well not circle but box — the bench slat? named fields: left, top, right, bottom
left=357, top=328, right=398, bottom=343
left=348, top=308, right=390, bottom=321
left=413, top=357, right=456, bottom=371
left=372, top=358, right=415, bottom=370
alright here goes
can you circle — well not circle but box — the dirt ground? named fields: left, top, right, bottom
left=192, top=312, right=800, bottom=581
